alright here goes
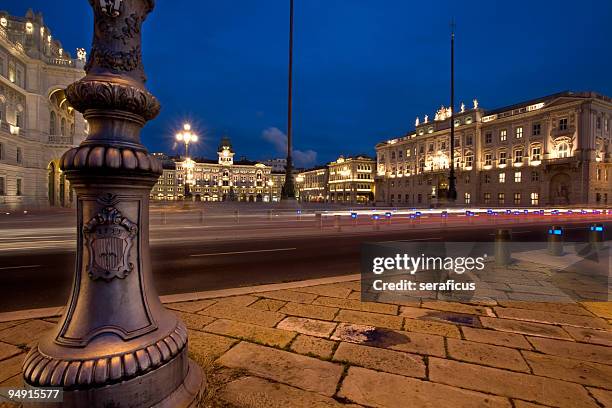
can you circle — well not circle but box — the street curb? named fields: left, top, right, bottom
left=0, top=274, right=360, bottom=323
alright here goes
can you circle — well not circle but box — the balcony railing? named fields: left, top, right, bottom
left=543, top=156, right=575, bottom=166
left=0, top=121, right=26, bottom=137
left=47, top=134, right=74, bottom=145
left=47, top=57, right=76, bottom=67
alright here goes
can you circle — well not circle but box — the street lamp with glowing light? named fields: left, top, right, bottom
left=175, top=123, right=198, bottom=158
left=175, top=123, right=198, bottom=200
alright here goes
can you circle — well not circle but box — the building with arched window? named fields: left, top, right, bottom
left=0, top=9, right=86, bottom=209
left=375, top=92, right=612, bottom=207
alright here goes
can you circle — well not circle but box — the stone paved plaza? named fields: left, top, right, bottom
left=0, top=265, right=610, bottom=408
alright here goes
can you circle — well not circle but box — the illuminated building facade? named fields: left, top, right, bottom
left=375, top=92, right=612, bottom=207
left=152, top=137, right=284, bottom=202
left=296, top=155, right=375, bottom=204
left=296, top=166, right=328, bottom=202
left=0, top=10, right=87, bottom=209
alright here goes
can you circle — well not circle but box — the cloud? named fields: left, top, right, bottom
left=293, top=149, right=318, bottom=167
left=262, top=127, right=287, bottom=152
left=262, top=127, right=317, bottom=167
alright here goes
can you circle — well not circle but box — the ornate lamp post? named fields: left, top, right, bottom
left=22, top=1, right=203, bottom=406
left=176, top=123, right=198, bottom=200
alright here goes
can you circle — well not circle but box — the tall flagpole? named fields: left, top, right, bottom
left=448, top=18, right=457, bottom=203
left=282, top=0, right=296, bottom=199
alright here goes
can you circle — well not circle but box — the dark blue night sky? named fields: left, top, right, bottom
left=3, top=1, right=612, bottom=166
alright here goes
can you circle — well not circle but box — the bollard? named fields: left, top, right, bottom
left=315, top=213, right=323, bottom=229
left=466, top=210, right=474, bottom=224
left=372, top=214, right=380, bottom=230
left=234, top=210, right=239, bottom=224
left=494, top=229, right=512, bottom=266
left=268, top=209, right=273, bottom=220
left=589, top=224, right=604, bottom=250
left=297, top=209, right=302, bottom=221
left=334, top=214, right=342, bottom=231
left=441, top=210, right=448, bottom=227
left=199, top=209, right=204, bottom=224
left=385, top=211, right=392, bottom=226
left=351, top=212, right=358, bottom=227
left=547, top=226, right=564, bottom=256
left=162, top=210, right=167, bottom=225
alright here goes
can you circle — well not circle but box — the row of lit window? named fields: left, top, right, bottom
left=388, top=170, right=540, bottom=188
left=380, top=116, right=582, bottom=163
left=388, top=192, right=540, bottom=206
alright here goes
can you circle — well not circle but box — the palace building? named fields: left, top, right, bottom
left=151, top=137, right=285, bottom=202
left=375, top=91, right=612, bottom=207
left=296, top=155, right=375, bottom=204
left=0, top=9, right=87, bottom=209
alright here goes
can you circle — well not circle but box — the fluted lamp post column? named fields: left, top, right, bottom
left=22, top=1, right=203, bottom=407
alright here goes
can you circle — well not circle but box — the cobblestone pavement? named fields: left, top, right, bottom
left=0, top=266, right=610, bottom=407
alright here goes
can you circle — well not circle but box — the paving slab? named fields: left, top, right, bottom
left=495, top=307, right=609, bottom=329
left=0, top=342, right=22, bottom=362
left=512, top=401, right=553, bottom=408
left=331, top=323, right=446, bottom=357
left=249, top=298, right=287, bottom=312
left=333, top=342, right=425, bottom=378
left=522, top=351, right=612, bottom=388
left=498, top=300, right=593, bottom=317
left=220, top=376, right=354, bottom=408
left=461, top=326, right=533, bottom=349
left=199, top=303, right=285, bottom=327
left=562, top=326, right=612, bottom=346
left=165, top=299, right=216, bottom=313
left=526, top=337, right=612, bottom=365
left=171, top=310, right=216, bottom=331
left=314, top=296, right=399, bottom=315
left=334, top=310, right=403, bottom=330
left=0, top=355, right=24, bottom=384
left=480, top=316, right=573, bottom=340
left=290, top=335, right=336, bottom=359
left=429, top=357, right=600, bottom=408
left=188, top=330, right=238, bottom=366
left=338, top=366, right=512, bottom=408
left=291, top=284, right=352, bottom=299
left=447, top=338, right=530, bottom=372
left=403, top=318, right=462, bottom=338
left=277, top=317, right=337, bottom=338
left=218, top=341, right=344, bottom=396
left=279, top=302, right=339, bottom=321
left=261, top=290, right=318, bottom=304
left=581, top=302, right=612, bottom=319
left=204, top=319, right=297, bottom=348
left=587, top=387, right=612, bottom=407
left=0, top=319, right=54, bottom=347
left=421, top=300, right=494, bottom=316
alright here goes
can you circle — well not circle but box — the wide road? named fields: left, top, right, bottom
left=0, top=212, right=609, bottom=312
